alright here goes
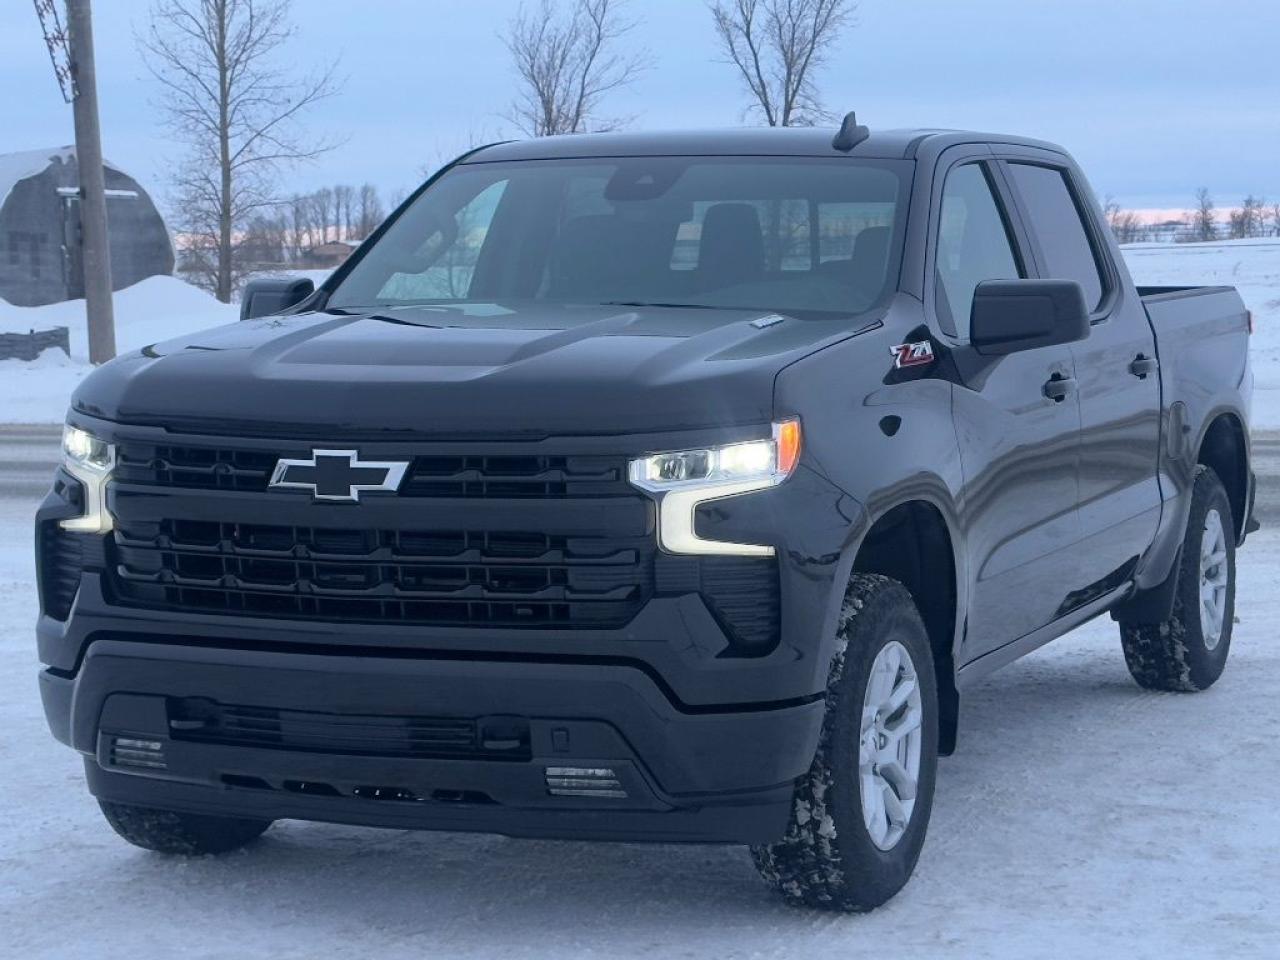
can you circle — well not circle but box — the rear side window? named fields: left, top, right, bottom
left=1006, top=163, right=1106, bottom=310
left=935, top=163, right=1024, bottom=337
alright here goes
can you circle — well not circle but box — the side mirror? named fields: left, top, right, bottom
left=240, top=278, right=315, bottom=321
left=970, top=279, right=1090, bottom=356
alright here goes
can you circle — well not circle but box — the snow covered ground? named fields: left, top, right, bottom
left=1, top=238, right=1277, bottom=425
left=1, top=483, right=1277, bottom=957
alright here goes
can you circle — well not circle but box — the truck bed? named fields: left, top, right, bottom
left=1137, top=284, right=1239, bottom=303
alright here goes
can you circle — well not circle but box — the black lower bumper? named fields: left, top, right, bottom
left=42, top=638, right=823, bottom=844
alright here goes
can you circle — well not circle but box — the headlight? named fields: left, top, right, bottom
left=629, top=419, right=801, bottom=556
left=60, top=424, right=116, bottom=533
left=63, top=425, right=113, bottom=472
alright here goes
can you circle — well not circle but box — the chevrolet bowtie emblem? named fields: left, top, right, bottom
left=268, top=449, right=408, bottom=502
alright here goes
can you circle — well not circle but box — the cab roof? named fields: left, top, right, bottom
left=462, top=127, right=1067, bottom=163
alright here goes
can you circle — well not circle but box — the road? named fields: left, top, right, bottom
left=5, top=423, right=1279, bottom=523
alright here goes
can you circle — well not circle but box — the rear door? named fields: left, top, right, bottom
left=926, top=150, right=1084, bottom=662
left=1000, top=152, right=1162, bottom=599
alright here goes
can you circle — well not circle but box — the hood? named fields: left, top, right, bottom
left=72, top=301, right=876, bottom=438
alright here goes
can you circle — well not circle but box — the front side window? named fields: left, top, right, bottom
left=935, top=163, right=1024, bottom=337
left=1006, top=163, right=1106, bottom=310
left=328, top=158, right=909, bottom=321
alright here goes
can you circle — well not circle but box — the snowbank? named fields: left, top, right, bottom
left=0, top=274, right=238, bottom=361
left=0, top=275, right=238, bottom=422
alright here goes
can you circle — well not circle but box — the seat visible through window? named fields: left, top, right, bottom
left=694, top=203, right=765, bottom=292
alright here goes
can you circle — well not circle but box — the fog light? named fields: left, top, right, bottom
left=545, top=766, right=627, bottom=799
left=109, top=736, right=167, bottom=771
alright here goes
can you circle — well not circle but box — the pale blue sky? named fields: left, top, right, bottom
left=2, top=0, right=1277, bottom=214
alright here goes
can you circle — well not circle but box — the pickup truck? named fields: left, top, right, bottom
left=37, top=119, right=1256, bottom=911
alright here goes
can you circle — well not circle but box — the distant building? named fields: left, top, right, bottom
left=0, top=146, right=174, bottom=306
left=302, top=240, right=357, bottom=268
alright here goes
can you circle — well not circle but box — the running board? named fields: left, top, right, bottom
left=955, top=583, right=1133, bottom=689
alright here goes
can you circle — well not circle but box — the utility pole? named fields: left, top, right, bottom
left=65, top=0, right=115, bottom=364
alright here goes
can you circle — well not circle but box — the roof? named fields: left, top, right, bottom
left=0, top=145, right=123, bottom=208
left=462, top=126, right=1067, bottom=164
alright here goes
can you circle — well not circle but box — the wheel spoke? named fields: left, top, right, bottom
left=882, top=782, right=908, bottom=830
left=883, top=704, right=922, bottom=743
left=1201, top=596, right=1217, bottom=634
left=884, top=675, right=917, bottom=716
left=862, top=774, right=886, bottom=841
left=877, top=759, right=918, bottom=803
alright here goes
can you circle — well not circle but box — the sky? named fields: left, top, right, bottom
left=2, top=0, right=1278, bottom=219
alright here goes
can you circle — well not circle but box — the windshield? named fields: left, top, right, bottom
left=327, top=156, right=909, bottom=320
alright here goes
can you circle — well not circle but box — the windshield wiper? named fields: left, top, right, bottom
left=600, top=300, right=720, bottom=310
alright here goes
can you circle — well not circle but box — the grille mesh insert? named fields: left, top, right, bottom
left=169, top=699, right=530, bottom=761
left=110, top=519, right=652, bottom=628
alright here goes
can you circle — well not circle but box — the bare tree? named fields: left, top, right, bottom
left=504, top=0, right=648, bottom=136
left=709, top=0, right=855, bottom=126
left=355, top=183, right=385, bottom=241
left=310, top=186, right=335, bottom=244
left=1228, top=194, right=1266, bottom=239
left=140, top=0, right=340, bottom=301
left=1272, top=202, right=1280, bottom=239
left=1247, top=195, right=1266, bottom=237
left=1190, top=188, right=1217, bottom=243
left=1102, top=194, right=1122, bottom=230
left=333, top=183, right=353, bottom=241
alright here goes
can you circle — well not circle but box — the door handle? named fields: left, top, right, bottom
left=1129, top=355, right=1159, bottom=379
left=1043, top=373, right=1078, bottom=403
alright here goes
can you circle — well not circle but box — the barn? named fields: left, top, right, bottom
left=0, top=146, right=174, bottom=307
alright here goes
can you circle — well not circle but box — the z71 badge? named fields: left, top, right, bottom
left=890, top=341, right=935, bottom=369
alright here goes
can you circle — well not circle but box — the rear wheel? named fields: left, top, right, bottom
left=98, top=801, right=272, bottom=855
left=1119, top=465, right=1236, bottom=692
left=751, top=574, right=939, bottom=912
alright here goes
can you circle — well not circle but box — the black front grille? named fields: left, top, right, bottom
left=105, top=436, right=780, bottom=651
left=113, top=442, right=631, bottom=498
left=109, top=519, right=652, bottom=628
left=168, top=699, right=530, bottom=761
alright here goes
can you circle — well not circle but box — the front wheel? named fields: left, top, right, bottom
left=751, top=574, right=939, bottom=912
left=98, top=801, right=272, bottom=855
left=1118, top=465, right=1236, bottom=692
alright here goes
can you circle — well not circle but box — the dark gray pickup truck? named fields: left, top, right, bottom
left=38, top=119, right=1255, bottom=911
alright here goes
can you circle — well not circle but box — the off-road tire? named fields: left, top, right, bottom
left=1119, top=465, right=1236, bottom=692
left=751, top=574, right=939, bottom=912
left=98, top=801, right=272, bottom=855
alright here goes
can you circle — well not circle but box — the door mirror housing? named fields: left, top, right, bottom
left=240, top=277, right=315, bottom=321
left=970, top=279, right=1090, bottom=356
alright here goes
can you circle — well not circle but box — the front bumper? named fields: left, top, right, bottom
left=42, top=637, right=824, bottom=843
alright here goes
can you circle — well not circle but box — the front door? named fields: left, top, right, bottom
left=929, top=159, right=1084, bottom=662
